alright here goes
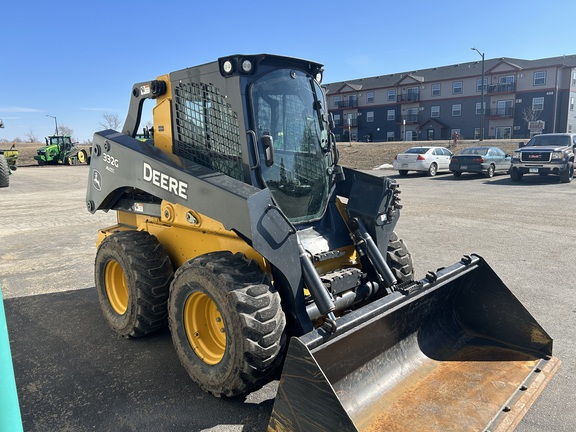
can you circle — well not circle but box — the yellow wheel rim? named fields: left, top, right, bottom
left=78, top=151, right=86, bottom=163
left=184, top=292, right=226, bottom=365
left=104, top=260, right=129, bottom=315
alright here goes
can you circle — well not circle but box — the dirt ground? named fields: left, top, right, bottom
left=6, top=140, right=523, bottom=170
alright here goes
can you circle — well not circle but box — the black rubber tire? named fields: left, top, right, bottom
left=386, top=231, right=414, bottom=282
left=485, top=164, right=495, bottom=178
left=559, top=162, right=574, bottom=183
left=510, top=169, right=523, bottom=182
left=0, top=155, right=9, bottom=188
left=168, top=251, right=286, bottom=397
left=398, top=170, right=408, bottom=176
left=452, top=171, right=462, bottom=178
left=95, top=230, right=174, bottom=338
left=427, top=163, right=438, bottom=176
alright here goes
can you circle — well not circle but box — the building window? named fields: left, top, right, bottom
left=573, top=72, right=576, bottom=86
left=431, top=106, right=440, bottom=118
left=387, top=89, right=396, bottom=102
left=475, top=102, right=486, bottom=114
left=474, top=128, right=481, bottom=139
left=407, top=87, right=420, bottom=101
left=497, top=100, right=513, bottom=116
left=453, top=81, right=463, bottom=94
left=387, top=109, right=395, bottom=121
left=334, top=96, right=340, bottom=108
left=571, top=98, right=574, bottom=111
left=366, top=92, right=374, bottom=103
left=534, top=71, right=546, bottom=86
left=333, top=114, right=341, bottom=126
left=366, top=112, right=374, bottom=122
left=452, top=104, right=462, bottom=116
left=532, top=97, right=544, bottom=111
left=476, top=78, right=487, bottom=92
left=387, top=132, right=395, bottom=141
left=431, top=83, right=441, bottom=96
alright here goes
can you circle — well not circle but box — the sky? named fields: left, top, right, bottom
left=2, top=0, right=576, bottom=143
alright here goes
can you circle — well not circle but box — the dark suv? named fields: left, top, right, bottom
left=510, top=133, right=575, bottom=183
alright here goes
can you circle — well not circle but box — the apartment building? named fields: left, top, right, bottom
left=324, top=55, right=576, bottom=142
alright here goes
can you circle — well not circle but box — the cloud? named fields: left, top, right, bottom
left=0, top=106, right=44, bottom=113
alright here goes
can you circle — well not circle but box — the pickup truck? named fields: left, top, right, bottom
left=510, top=133, right=575, bottom=183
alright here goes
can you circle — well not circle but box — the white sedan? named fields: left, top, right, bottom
left=393, top=146, right=453, bottom=176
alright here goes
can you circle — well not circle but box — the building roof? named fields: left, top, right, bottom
left=324, top=55, right=576, bottom=94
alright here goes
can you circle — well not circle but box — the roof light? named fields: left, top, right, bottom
left=241, top=59, right=253, bottom=73
left=223, top=60, right=234, bottom=74
left=315, top=72, right=323, bottom=84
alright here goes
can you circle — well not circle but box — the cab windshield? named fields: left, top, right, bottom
left=251, top=69, right=331, bottom=224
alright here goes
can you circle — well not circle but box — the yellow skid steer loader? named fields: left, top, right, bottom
left=86, top=54, right=559, bottom=431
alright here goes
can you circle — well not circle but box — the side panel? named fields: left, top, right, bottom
left=87, top=130, right=311, bottom=333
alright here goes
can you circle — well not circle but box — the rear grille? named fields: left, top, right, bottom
left=174, top=81, right=244, bottom=180
left=521, top=151, right=551, bottom=163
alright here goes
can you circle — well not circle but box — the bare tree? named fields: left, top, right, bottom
left=99, top=112, right=122, bottom=131
left=523, top=107, right=541, bottom=123
left=59, top=125, right=74, bottom=136
left=25, top=128, right=38, bottom=143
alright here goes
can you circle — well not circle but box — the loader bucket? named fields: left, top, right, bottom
left=268, top=255, right=559, bottom=432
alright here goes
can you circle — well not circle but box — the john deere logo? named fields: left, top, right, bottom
left=92, top=170, right=102, bottom=191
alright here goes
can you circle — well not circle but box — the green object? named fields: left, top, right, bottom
left=0, top=284, right=23, bottom=432
left=34, top=135, right=88, bottom=165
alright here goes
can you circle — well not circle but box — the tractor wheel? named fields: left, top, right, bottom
left=77, top=149, right=87, bottom=164
left=386, top=231, right=414, bottom=282
left=168, top=251, right=286, bottom=397
left=95, top=230, right=174, bottom=338
left=65, top=156, right=75, bottom=166
left=0, top=155, right=9, bottom=188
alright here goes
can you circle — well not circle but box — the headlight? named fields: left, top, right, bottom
left=551, top=151, right=563, bottom=159
left=513, top=151, right=522, bottom=160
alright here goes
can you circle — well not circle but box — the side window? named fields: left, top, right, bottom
left=442, top=148, right=453, bottom=156
left=433, top=148, right=443, bottom=155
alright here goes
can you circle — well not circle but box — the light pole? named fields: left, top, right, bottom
left=46, top=115, right=59, bottom=136
left=471, top=47, right=485, bottom=141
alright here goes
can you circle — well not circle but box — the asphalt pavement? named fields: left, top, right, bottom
left=1, top=165, right=574, bottom=431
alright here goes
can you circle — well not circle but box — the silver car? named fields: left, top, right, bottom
left=393, top=146, right=453, bottom=176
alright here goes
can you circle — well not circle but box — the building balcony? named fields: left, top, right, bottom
left=487, top=83, right=516, bottom=94
left=401, top=114, right=419, bottom=123
left=397, top=93, right=420, bottom=102
left=336, top=99, right=358, bottom=108
left=336, top=118, right=358, bottom=127
left=486, top=107, right=514, bottom=118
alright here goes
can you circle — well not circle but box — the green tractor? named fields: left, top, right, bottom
left=34, top=135, right=89, bottom=165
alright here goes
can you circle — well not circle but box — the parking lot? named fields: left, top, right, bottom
left=1, top=165, right=575, bottom=431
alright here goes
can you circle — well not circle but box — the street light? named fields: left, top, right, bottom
left=471, top=47, right=485, bottom=141
left=46, top=115, right=59, bottom=136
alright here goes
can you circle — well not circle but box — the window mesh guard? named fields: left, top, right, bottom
left=174, top=82, right=243, bottom=180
